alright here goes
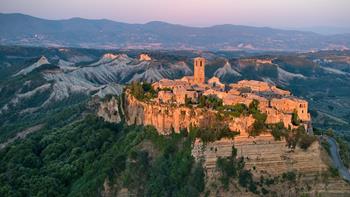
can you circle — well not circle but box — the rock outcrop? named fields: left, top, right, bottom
left=101, top=91, right=350, bottom=196
left=97, top=97, right=122, bottom=123
left=124, top=91, right=255, bottom=135
left=124, top=91, right=211, bottom=134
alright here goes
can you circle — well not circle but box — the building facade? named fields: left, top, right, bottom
left=194, top=57, right=206, bottom=84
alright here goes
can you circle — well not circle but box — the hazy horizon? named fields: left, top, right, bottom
left=1, top=0, right=350, bottom=34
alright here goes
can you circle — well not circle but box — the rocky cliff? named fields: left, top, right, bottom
left=124, top=91, right=211, bottom=134
left=192, top=136, right=350, bottom=196
left=97, top=96, right=122, bottom=123
left=123, top=91, right=255, bottom=135
left=192, top=136, right=328, bottom=175
left=99, top=92, right=350, bottom=196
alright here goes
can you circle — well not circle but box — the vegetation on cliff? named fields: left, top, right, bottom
left=217, top=103, right=250, bottom=118
left=120, top=128, right=205, bottom=196
left=128, top=81, right=157, bottom=101
left=269, top=123, right=316, bottom=150
left=291, top=110, right=301, bottom=126
left=216, top=146, right=269, bottom=194
left=216, top=146, right=244, bottom=189
left=249, top=100, right=268, bottom=136
left=198, top=95, right=223, bottom=109
left=191, top=124, right=238, bottom=143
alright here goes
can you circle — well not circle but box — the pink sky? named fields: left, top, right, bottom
left=1, top=0, right=349, bottom=28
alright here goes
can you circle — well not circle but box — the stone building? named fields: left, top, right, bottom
left=194, top=57, right=206, bottom=84
left=151, top=57, right=311, bottom=136
left=230, top=80, right=271, bottom=92
left=270, top=98, right=310, bottom=122
left=208, top=76, right=225, bottom=91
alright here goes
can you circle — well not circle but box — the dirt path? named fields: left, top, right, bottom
left=0, top=124, right=44, bottom=150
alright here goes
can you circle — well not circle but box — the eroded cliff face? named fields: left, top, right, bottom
left=100, top=93, right=327, bottom=178
left=192, top=136, right=328, bottom=175
left=124, top=91, right=209, bottom=134
left=193, top=137, right=350, bottom=196
left=124, top=92, right=255, bottom=135
left=97, top=97, right=122, bottom=123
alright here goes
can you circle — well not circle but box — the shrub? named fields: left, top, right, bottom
left=282, top=171, right=297, bottom=182
left=198, top=95, right=223, bottom=109
left=283, top=125, right=316, bottom=150
left=325, top=129, right=335, bottom=137
left=328, top=167, right=339, bottom=177
left=321, top=140, right=331, bottom=155
left=270, top=122, right=286, bottom=141
left=195, top=125, right=238, bottom=143
left=261, top=187, right=269, bottom=195
left=221, top=103, right=249, bottom=117
left=239, top=170, right=253, bottom=188
left=238, top=170, right=258, bottom=193
left=250, top=113, right=267, bottom=137
left=248, top=99, right=259, bottom=114
left=298, top=134, right=316, bottom=150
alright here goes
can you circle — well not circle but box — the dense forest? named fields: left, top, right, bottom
left=0, top=114, right=206, bottom=196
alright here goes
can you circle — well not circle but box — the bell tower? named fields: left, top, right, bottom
left=194, top=57, right=205, bottom=84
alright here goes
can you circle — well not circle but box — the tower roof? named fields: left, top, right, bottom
left=194, top=57, right=205, bottom=60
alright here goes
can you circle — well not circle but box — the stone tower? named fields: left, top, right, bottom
left=194, top=57, right=205, bottom=84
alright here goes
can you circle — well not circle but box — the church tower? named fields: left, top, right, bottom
left=194, top=57, right=205, bottom=84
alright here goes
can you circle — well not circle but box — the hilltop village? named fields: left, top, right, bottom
left=96, top=55, right=350, bottom=196
left=129, top=56, right=312, bottom=137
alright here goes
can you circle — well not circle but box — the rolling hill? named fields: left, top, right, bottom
left=1, top=13, right=350, bottom=51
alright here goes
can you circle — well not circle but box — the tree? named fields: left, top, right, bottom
left=129, top=81, right=157, bottom=101
left=249, top=99, right=259, bottom=114
left=198, top=95, right=223, bottom=109
left=271, top=122, right=286, bottom=141
left=292, top=110, right=300, bottom=126
left=216, top=146, right=244, bottom=189
left=299, top=134, right=316, bottom=150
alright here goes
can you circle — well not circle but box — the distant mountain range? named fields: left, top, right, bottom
left=1, top=13, right=350, bottom=51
